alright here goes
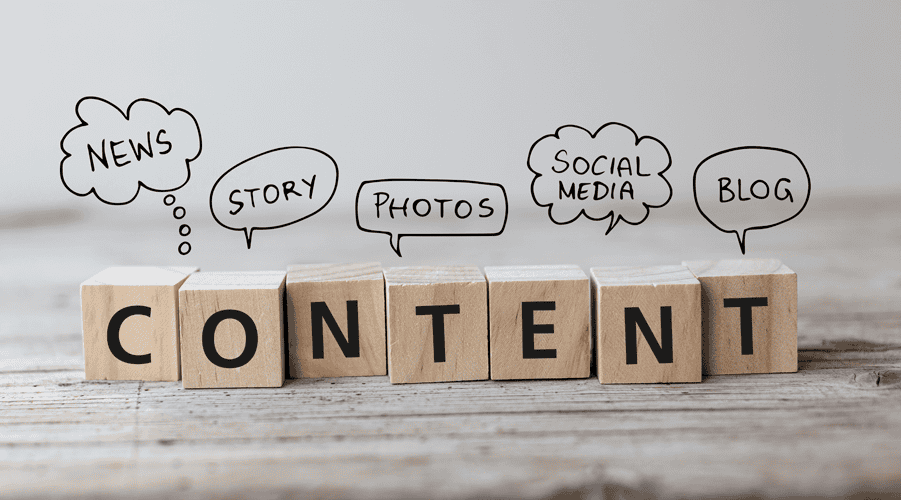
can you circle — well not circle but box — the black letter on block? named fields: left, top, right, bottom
left=311, top=301, right=360, bottom=359
left=723, top=297, right=768, bottom=355
left=107, top=305, right=152, bottom=365
left=624, top=307, right=673, bottom=365
left=522, top=301, right=556, bottom=359
left=415, top=305, right=460, bottom=363
left=202, top=310, right=258, bottom=369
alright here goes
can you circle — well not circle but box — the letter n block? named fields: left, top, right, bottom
left=591, top=265, right=702, bottom=384
left=81, top=266, right=197, bottom=381
left=484, top=265, right=589, bottom=380
left=178, top=272, right=286, bottom=388
left=384, top=266, right=488, bottom=384
left=286, top=262, right=387, bottom=378
left=683, top=259, right=797, bottom=375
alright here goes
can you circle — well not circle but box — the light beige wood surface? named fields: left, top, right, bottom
left=485, top=265, right=590, bottom=380
left=591, top=266, right=702, bottom=384
left=286, top=263, right=387, bottom=378
left=81, top=266, right=197, bottom=382
left=384, top=266, right=488, bottom=384
left=2, top=192, right=901, bottom=499
left=683, top=259, right=798, bottom=375
left=178, top=272, right=286, bottom=389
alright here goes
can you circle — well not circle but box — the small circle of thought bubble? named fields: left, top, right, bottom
left=693, top=146, right=810, bottom=254
left=210, top=147, right=339, bottom=249
left=60, top=97, right=201, bottom=205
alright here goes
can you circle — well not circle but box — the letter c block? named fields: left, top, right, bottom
left=178, top=271, right=286, bottom=388
left=81, top=266, right=198, bottom=381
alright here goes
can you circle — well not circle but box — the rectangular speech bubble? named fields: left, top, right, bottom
left=355, top=179, right=508, bottom=257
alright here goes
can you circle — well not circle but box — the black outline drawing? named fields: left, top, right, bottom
left=527, top=123, right=672, bottom=234
left=210, top=146, right=339, bottom=249
left=59, top=96, right=202, bottom=206
left=693, top=145, right=811, bottom=254
left=355, top=178, right=508, bottom=257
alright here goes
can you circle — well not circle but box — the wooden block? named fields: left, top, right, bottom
left=590, top=265, right=702, bottom=384
left=286, top=263, right=387, bottom=378
left=81, top=266, right=197, bottom=381
left=178, top=271, right=286, bottom=389
left=384, top=266, right=488, bottom=384
left=683, top=259, right=797, bottom=375
left=484, top=265, right=590, bottom=380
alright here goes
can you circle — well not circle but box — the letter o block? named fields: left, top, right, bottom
left=178, top=272, right=286, bottom=388
left=384, top=266, right=488, bottom=384
left=81, top=266, right=197, bottom=381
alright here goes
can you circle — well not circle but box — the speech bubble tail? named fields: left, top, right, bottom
left=605, top=216, right=618, bottom=235
left=736, top=230, right=748, bottom=255
left=389, top=234, right=403, bottom=258
left=243, top=228, right=254, bottom=249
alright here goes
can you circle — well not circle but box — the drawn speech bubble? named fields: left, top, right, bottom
left=693, top=146, right=810, bottom=254
left=60, top=97, right=201, bottom=205
left=528, top=123, right=672, bottom=233
left=210, top=147, right=339, bottom=249
left=355, top=179, right=508, bottom=257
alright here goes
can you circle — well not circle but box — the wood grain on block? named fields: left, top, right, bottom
left=81, top=266, right=197, bottom=381
left=286, top=263, right=387, bottom=378
left=384, top=266, right=488, bottom=384
left=484, top=265, right=590, bottom=380
left=179, top=271, right=286, bottom=389
left=683, top=259, right=797, bottom=375
left=591, top=265, right=702, bottom=384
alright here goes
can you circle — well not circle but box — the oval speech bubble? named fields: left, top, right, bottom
left=693, top=146, right=810, bottom=254
left=355, top=179, right=508, bottom=257
left=210, top=147, right=338, bottom=249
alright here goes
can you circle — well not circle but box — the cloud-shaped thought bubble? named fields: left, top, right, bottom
left=60, top=97, right=201, bottom=205
left=210, top=147, right=339, bottom=249
left=528, top=123, right=672, bottom=233
left=356, top=179, right=508, bottom=257
left=694, top=146, right=810, bottom=254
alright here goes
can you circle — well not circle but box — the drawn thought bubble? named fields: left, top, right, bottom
left=60, top=97, right=201, bottom=205
left=693, top=146, right=810, bottom=254
left=356, top=179, right=508, bottom=257
left=528, top=123, right=672, bottom=233
left=210, top=147, right=339, bottom=249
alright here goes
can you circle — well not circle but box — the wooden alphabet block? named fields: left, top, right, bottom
left=81, top=266, right=197, bottom=381
left=178, top=271, right=286, bottom=389
left=384, top=266, right=488, bottom=384
left=683, top=259, right=797, bottom=375
left=484, top=265, right=590, bottom=380
left=286, top=262, right=387, bottom=378
left=591, top=265, right=702, bottom=384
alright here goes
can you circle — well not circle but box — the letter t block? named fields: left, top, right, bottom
left=384, top=266, right=488, bottom=384
left=683, top=259, right=797, bottom=375
left=81, top=266, right=197, bottom=381
left=591, top=265, right=702, bottom=384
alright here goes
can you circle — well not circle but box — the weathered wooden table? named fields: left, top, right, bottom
left=1, top=194, right=899, bottom=499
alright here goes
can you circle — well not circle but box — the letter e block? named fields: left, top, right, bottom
left=286, top=262, right=387, bottom=378
left=179, top=272, right=286, bottom=388
left=81, top=266, right=197, bottom=381
left=591, top=265, right=702, bottom=384
left=384, top=266, right=488, bottom=384
left=485, top=265, right=589, bottom=380
left=683, top=259, right=797, bottom=375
